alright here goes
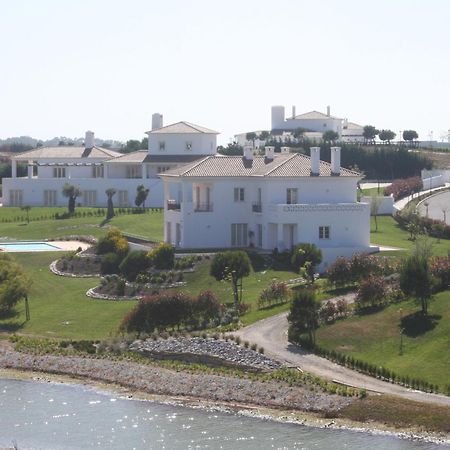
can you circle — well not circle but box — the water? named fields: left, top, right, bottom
left=0, top=378, right=446, bottom=450
left=0, top=242, right=60, bottom=252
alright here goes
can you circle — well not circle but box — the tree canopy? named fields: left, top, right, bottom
left=322, top=130, right=339, bottom=143
left=379, top=129, right=396, bottom=144
left=135, top=184, right=149, bottom=208
left=0, top=254, right=30, bottom=314
left=363, top=125, right=379, bottom=144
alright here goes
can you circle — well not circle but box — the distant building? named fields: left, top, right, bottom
left=235, top=106, right=365, bottom=147
left=2, top=114, right=218, bottom=208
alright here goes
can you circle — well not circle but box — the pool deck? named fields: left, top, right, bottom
left=0, top=241, right=91, bottom=253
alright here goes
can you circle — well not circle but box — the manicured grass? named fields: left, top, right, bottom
left=0, top=207, right=164, bottom=241
left=360, top=186, right=386, bottom=196
left=370, top=215, right=450, bottom=256
left=315, top=291, right=450, bottom=388
left=0, top=252, right=136, bottom=340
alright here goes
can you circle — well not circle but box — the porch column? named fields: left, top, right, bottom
left=103, top=164, right=108, bottom=179
left=277, top=223, right=284, bottom=251
left=27, top=161, right=33, bottom=179
left=11, top=159, right=17, bottom=178
left=142, top=164, right=146, bottom=180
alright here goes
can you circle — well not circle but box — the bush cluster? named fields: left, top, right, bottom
left=147, top=243, right=175, bottom=270
left=97, top=228, right=129, bottom=259
left=120, top=290, right=223, bottom=333
left=430, top=256, right=450, bottom=290
left=384, top=176, right=423, bottom=201
left=396, top=212, right=450, bottom=241
left=355, top=276, right=389, bottom=309
left=318, top=299, right=349, bottom=324
left=257, top=281, right=288, bottom=309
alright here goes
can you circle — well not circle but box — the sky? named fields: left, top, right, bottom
left=1, top=0, right=449, bottom=145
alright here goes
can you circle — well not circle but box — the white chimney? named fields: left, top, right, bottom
left=292, top=105, right=296, bottom=118
left=280, top=146, right=290, bottom=154
left=310, top=147, right=320, bottom=175
left=343, top=118, right=348, bottom=129
left=330, top=146, right=341, bottom=175
left=265, top=146, right=275, bottom=160
left=152, top=113, right=163, bottom=130
left=85, top=130, right=95, bottom=149
left=243, top=145, right=254, bottom=161
left=326, top=105, right=331, bottom=117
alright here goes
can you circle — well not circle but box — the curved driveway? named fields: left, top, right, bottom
left=417, top=190, right=450, bottom=225
left=236, top=312, right=450, bottom=407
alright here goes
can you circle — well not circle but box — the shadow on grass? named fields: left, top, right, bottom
left=401, top=311, right=442, bottom=337
left=257, top=301, right=290, bottom=312
left=0, top=322, right=26, bottom=333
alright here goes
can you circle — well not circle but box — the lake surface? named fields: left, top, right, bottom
left=0, top=378, right=447, bottom=450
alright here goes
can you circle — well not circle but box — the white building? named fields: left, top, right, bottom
left=161, top=146, right=373, bottom=270
left=2, top=115, right=218, bottom=208
left=234, top=106, right=365, bottom=147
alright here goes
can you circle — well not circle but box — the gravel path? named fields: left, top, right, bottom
left=235, top=312, right=450, bottom=407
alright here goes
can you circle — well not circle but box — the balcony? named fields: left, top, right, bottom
left=167, top=199, right=181, bottom=211
left=194, top=202, right=213, bottom=212
left=252, top=202, right=262, bottom=213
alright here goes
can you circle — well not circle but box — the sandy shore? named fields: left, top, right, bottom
left=0, top=346, right=449, bottom=447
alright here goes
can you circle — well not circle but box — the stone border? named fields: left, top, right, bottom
left=49, top=260, right=101, bottom=278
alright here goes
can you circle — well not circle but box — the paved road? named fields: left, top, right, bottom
left=236, top=312, right=450, bottom=407
left=394, top=183, right=450, bottom=211
left=417, top=190, right=450, bottom=225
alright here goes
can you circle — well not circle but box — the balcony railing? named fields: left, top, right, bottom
left=167, top=200, right=181, bottom=211
left=194, top=202, right=213, bottom=212
left=252, top=202, right=262, bottom=213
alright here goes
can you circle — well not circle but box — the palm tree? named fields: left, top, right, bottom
left=62, top=184, right=82, bottom=214
left=105, top=188, right=116, bottom=220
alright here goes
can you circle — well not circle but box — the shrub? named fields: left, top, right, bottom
left=430, top=256, right=450, bottom=289
left=148, top=243, right=175, bottom=270
left=194, top=290, right=223, bottom=324
left=384, top=176, right=423, bottom=201
left=290, top=243, right=322, bottom=281
left=319, top=301, right=337, bottom=323
left=96, top=228, right=129, bottom=259
left=257, top=281, right=288, bottom=309
left=119, top=251, right=152, bottom=281
left=326, top=257, right=352, bottom=286
left=100, top=252, right=122, bottom=274
left=0, top=254, right=30, bottom=314
left=356, top=276, right=388, bottom=309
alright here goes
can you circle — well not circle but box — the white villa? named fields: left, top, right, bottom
left=2, top=114, right=218, bottom=208
left=161, top=146, right=373, bottom=270
left=235, top=105, right=365, bottom=147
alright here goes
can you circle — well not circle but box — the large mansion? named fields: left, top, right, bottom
left=3, top=114, right=218, bottom=208
left=161, top=146, right=373, bottom=270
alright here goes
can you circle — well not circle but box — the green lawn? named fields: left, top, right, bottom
left=0, top=252, right=135, bottom=340
left=315, top=291, right=450, bottom=388
left=370, top=215, right=450, bottom=256
left=0, top=207, right=164, bottom=241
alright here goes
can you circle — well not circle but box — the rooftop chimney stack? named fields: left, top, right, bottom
left=265, top=146, right=275, bottom=160
left=84, top=131, right=95, bottom=149
left=310, top=147, right=320, bottom=175
left=330, top=146, right=341, bottom=175
left=326, top=105, right=331, bottom=117
left=292, top=105, right=296, bottom=118
left=243, top=145, right=254, bottom=161
left=152, top=113, right=163, bottom=130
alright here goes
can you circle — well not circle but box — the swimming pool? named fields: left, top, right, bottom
left=0, top=242, right=61, bottom=252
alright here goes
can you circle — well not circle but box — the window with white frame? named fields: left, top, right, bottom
left=118, top=190, right=129, bottom=207
left=159, top=141, right=166, bottom=151
left=9, top=189, right=23, bottom=206
left=231, top=223, right=248, bottom=247
left=185, top=141, right=192, bottom=150
left=234, top=187, right=245, bottom=202
left=319, top=226, right=330, bottom=239
left=53, top=167, right=66, bottom=178
left=286, top=188, right=298, bottom=204
left=92, top=166, right=104, bottom=178
left=44, top=190, right=57, bottom=206
left=83, top=190, right=97, bottom=206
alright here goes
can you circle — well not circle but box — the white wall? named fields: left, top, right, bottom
left=422, top=169, right=450, bottom=184
left=360, top=195, right=395, bottom=215
left=148, top=133, right=216, bottom=156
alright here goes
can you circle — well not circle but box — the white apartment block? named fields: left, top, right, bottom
left=161, top=146, right=373, bottom=270
left=2, top=115, right=218, bottom=208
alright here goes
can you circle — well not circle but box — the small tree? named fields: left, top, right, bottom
left=363, top=125, right=379, bottom=144
left=370, top=194, right=382, bottom=232
left=322, top=130, right=339, bottom=143
left=288, top=289, right=319, bottom=346
left=246, top=132, right=257, bottom=148
left=135, top=184, right=149, bottom=209
left=259, top=130, right=270, bottom=141
left=62, top=184, right=82, bottom=214
left=403, top=130, right=419, bottom=147
left=0, top=254, right=30, bottom=314
left=105, top=188, right=116, bottom=220
left=291, top=243, right=322, bottom=283
left=400, top=254, right=433, bottom=315
left=20, top=205, right=31, bottom=224
left=210, top=251, right=251, bottom=307
left=378, top=129, right=396, bottom=144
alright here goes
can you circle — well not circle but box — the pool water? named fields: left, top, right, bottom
left=0, top=242, right=61, bottom=252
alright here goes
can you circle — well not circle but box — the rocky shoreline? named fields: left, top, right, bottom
left=0, top=342, right=449, bottom=447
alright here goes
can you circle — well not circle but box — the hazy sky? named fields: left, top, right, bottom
left=1, top=0, right=449, bottom=144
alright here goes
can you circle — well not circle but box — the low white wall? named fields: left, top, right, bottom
left=360, top=195, right=395, bottom=216
left=422, top=169, right=450, bottom=184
